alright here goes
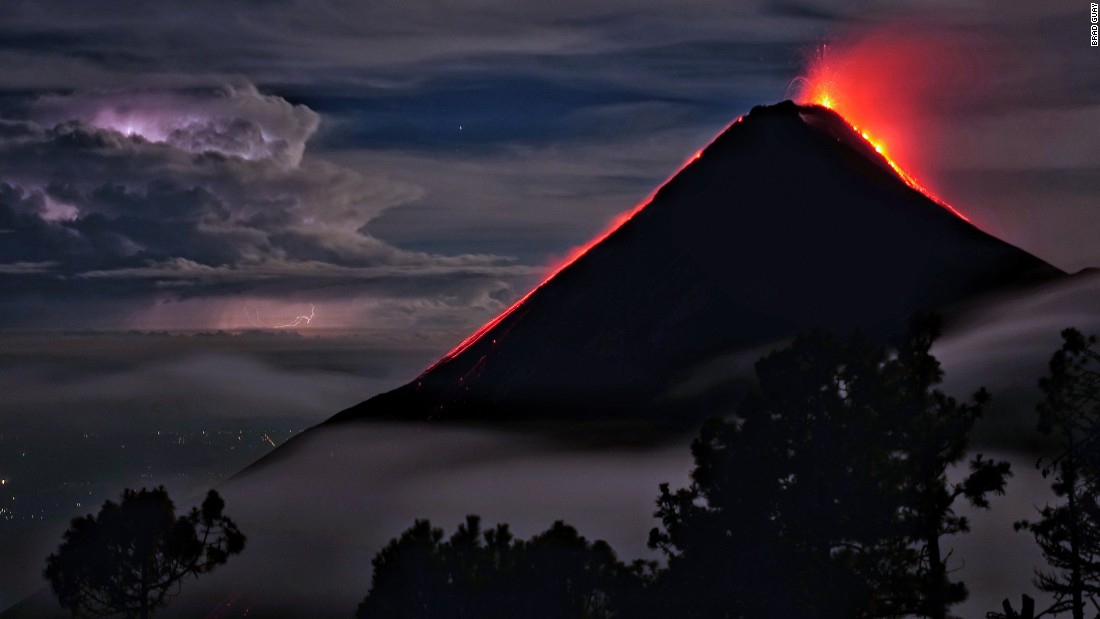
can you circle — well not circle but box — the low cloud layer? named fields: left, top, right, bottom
left=0, top=330, right=441, bottom=607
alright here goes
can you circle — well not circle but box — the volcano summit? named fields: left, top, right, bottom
left=328, top=101, right=1059, bottom=430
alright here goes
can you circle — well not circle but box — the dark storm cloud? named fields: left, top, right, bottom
left=0, top=118, right=393, bottom=273
left=0, top=83, right=545, bottom=330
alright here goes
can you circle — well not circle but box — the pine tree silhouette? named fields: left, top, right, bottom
left=647, top=315, right=1010, bottom=619
left=44, top=487, right=245, bottom=619
left=1017, top=329, right=1100, bottom=619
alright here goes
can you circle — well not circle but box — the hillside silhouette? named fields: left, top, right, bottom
left=327, top=101, right=1060, bottom=430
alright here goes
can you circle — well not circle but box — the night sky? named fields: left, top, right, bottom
left=0, top=0, right=1094, bottom=336
left=0, top=1, right=1098, bottom=613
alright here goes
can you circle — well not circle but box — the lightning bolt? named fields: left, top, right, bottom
left=243, top=304, right=266, bottom=328
left=273, top=304, right=315, bottom=329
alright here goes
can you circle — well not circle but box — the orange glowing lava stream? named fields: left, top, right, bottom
left=809, top=96, right=971, bottom=224
left=422, top=123, right=732, bottom=374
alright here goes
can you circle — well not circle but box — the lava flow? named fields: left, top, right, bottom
left=808, top=94, right=970, bottom=223
left=796, top=45, right=971, bottom=223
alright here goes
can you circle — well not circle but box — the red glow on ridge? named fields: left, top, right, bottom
left=813, top=96, right=971, bottom=223
left=796, top=39, right=977, bottom=224
left=424, top=118, right=743, bottom=373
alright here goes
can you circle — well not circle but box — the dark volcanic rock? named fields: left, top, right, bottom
left=329, top=100, right=1061, bottom=429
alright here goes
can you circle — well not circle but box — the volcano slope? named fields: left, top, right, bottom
left=328, top=100, right=1061, bottom=430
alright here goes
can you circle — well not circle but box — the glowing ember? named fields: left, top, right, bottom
left=798, top=45, right=840, bottom=111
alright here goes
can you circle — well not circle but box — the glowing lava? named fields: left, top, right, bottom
left=806, top=92, right=970, bottom=223
left=795, top=43, right=971, bottom=223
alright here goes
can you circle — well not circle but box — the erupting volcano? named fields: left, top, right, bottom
left=795, top=45, right=971, bottom=223
left=312, top=99, right=1061, bottom=435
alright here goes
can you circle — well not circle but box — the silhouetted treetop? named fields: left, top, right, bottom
left=44, top=486, right=244, bottom=619
left=1017, top=328, right=1100, bottom=619
left=648, top=314, right=1009, bottom=619
left=358, top=515, right=646, bottom=619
